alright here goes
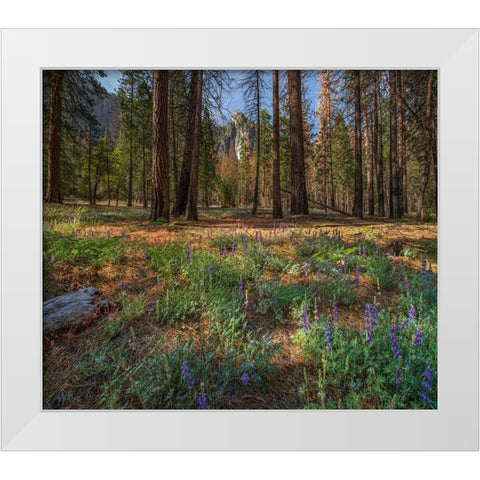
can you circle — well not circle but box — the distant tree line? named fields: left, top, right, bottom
left=43, top=69, right=437, bottom=221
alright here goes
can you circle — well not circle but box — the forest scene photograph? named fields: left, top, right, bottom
left=42, top=69, right=437, bottom=410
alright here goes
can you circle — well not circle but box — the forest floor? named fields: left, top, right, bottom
left=43, top=202, right=438, bottom=410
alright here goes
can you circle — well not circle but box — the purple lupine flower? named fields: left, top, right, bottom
left=422, top=369, right=433, bottom=383
left=141, top=249, right=148, bottom=260
left=185, top=246, right=191, bottom=263
left=362, top=244, right=367, bottom=256
left=393, top=365, right=402, bottom=389
left=419, top=392, right=432, bottom=403
left=238, top=280, right=244, bottom=299
left=118, top=281, right=125, bottom=289
left=338, top=264, right=343, bottom=280
left=231, top=243, right=236, bottom=256
left=265, top=333, right=272, bottom=343
left=181, top=360, right=195, bottom=390
left=389, top=325, right=401, bottom=360
left=200, top=268, right=205, bottom=275
left=404, top=281, right=410, bottom=292
left=302, top=305, right=310, bottom=332
left=421, top=381, right=432, bottom=391
left=332, top=300, right=338, bottom=324
left=328, top=259, right=333, bottom=277
left=317, top=264, right=322, bottom=280
left=220, top=247, right=227, bottom=260
left=197, top=393, right=207, bottom=409
left=355, top=265, right=360, bottom=286
left=313, top=299, right=319, bottom=322
left=106, top=231, right=110, bottom=239
left=364, top=304, right=378, bottom=342
left=325, top=321, right=332, bottom=353
left=240, top=372, right=250, bottom=386
left=407, top=305, right=415, bottom=326
left=273, top=298, right=279, bottom=308
left=372, top=243, right=377, bottom=255
left=208, top=265, right=214, bottom=276
left=414, top=329, right=423, bottom=346
left=344, top=255, right=349, bottom=271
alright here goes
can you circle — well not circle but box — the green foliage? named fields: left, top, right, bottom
left=43, top=231, right=125, bottom=267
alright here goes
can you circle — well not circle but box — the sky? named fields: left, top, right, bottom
left=100, top=69, right=321, bottom=130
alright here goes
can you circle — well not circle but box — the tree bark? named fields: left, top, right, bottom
left=367, top=111, right=375, bottom=216
left=416, top=70, right=434, bottom=221
left=45, top=71, right=64, bottom=203
left=373, top=71, right=385, bottom=216
left=172, top=72, right=197, bottom=217
left=389, top=70, right=401, bottom=219
left=186, top=71, right=203, bottom=221
left=397, top=71, right=406, bottom=214
left=352, top=70, right=363, bottom=218
left=272, top=70, right=283, bottom=219
left=127, top=76, right=134, bottom=207
left=150, top=70, right=170, bottom=222
left=252, top=71, right=261, bottom=215
left=287, top=70, right=309, bottom=215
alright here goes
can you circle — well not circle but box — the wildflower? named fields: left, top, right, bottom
left=389, top=325, right=401, bottom=360
left=317, top=264, right=322, bottom=280
left=421, top=381, right=432, bottom=391
left=200, top=268, right=205, bottom=275
left=240, top=372, right=250, bottom=386
left=344, top=255, right=349, bottom=271
left=338, top=264, right=343, bottom=280
left=197, top=393, right=207, bottom=409
left=325, top=321, right=332, bottom=353
left=302, top=305, right=310, bottom=332
left=362, top=244, right=367, bottom=256
left=106, top=231, right=110, bottom=239
left=238, top=280, right=244, bottom=299
left=404, top=281, right=410, bottom=292
left=231, top=243, right=236, bottom=256
left=273, top=298, right=279, bottom=308
left=181, top=360, right=195, bottom=390
left=364, top=304, right=378, bottom=342
left=414, top=329, right=423, bottom=346
left=313, top=299, right=319, bottom=322
left=419, top=392, right=432, bottom=403
left=118, top=281, right=125, bottom=289
left=220, top=247, right=227, bottom=260
left=355, top=265, right=360, bottom=285
left=264, top=333, right=272, bottom=343
left=407, top=305, right=415, bottom=326
left=141, top=249, right=148, bottom=260
left=332, top=300, right=338, bottom=324
left=185, top=246, right=191, bottom=263
left=393, top=365, right=402, bottom=389
left=208, top=265, right=214, bottom=276
left=422, top=369, right=433, bottom=383
left=50, top=255, right=55, bottom=263
left=328, top=259, right=333, bottom=277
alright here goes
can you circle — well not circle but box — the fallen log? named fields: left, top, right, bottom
left=43, top=287, right=118, bottom=333
left=280, top=188, right=353, bottom=217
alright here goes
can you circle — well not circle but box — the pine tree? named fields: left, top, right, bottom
left=352, top=70, right=363, bottom=218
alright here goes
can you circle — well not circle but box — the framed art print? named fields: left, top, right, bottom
left=1, top=28, right=478, bottom=450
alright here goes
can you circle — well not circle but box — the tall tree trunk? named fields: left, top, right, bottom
left=172, top=72, right=197, bottom=217
left=150, top=70, right=170, bottom=222
left=142, top=140, right=147, bottom=209
left=397, top=71, right=406, bottom=215
left=287, top=70, right=309, bottom=215
left=170, top=85, right=179, bottom=197
left=127, top=77, right=134, bottom=207
left=352, top=70, right=363, bottom=218
left=87, top=125, right=93, bottom=205
left=252, top=71, right=261, bottom=215
left=187, top=71, right=203, bottom=221
left=374, top=72, right=385, bottom=216
left=389, top=70, right=401, bottom=219
left=272, top=70, right=283, bottom=219
left=106, top=133, right=111, bottom=206
left=416, top=70, right=434, bottom=221
left=367, top=112, right=375, bottom=216
left=45, top=71, right=64, bottom=203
